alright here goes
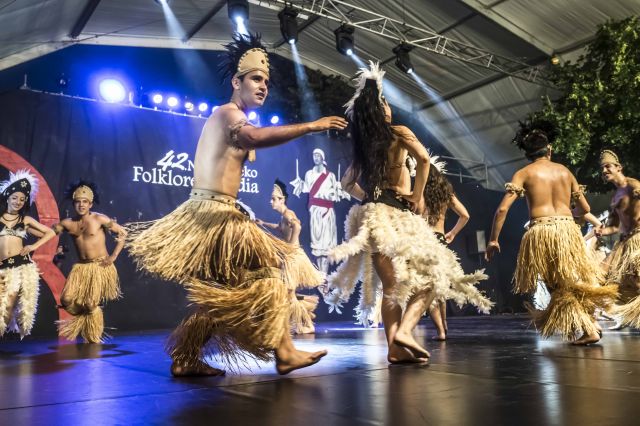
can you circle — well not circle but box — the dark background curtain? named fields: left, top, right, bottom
left=0, top=89, right=527, bottom=337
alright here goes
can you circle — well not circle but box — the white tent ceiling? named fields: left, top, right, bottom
left=1, top=0, right=639, bottom=189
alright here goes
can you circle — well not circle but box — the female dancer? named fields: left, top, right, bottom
left=423, top=160, right=471, bottom=341
left=325, top=63, right=491, bottom=363
left=0, top=169, right=55, bottom=338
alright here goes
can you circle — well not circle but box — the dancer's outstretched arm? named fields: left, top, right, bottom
left=224, top=108, right=347, bottom=149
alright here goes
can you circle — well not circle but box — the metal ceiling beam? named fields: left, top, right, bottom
left=69, top=0, right=103, bottom=39
left=183, top=0, right=226, bottom=42
left=252, top=0, right=554, bottom=87
left=457, top=0, right=555, bottom=56
left=379, top=12, right=477, bottom=70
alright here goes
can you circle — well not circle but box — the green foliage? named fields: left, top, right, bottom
left=533, top=17, right=640, bottom=192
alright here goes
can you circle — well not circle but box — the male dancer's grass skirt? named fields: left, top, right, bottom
left=324, top=193, right=492, bottom=326
left=0, top=254, right=39, bottom=338
left=607, top=227, right=640, bottom=328
left=127, top=189, right=323, bottom=369
left=58, top=259, right=120, bottom=343
left=515, top=216, right=618, bottom=339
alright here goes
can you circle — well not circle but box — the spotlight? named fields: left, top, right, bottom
left=57, top=73, right=69, bottom=91
left=167, top=96, right=179, bottom=108
left=393, top=43, right=414, bottom=74
left=334, top=24, right=355, bottom=56
left=152, top=93, right=163, bottom=105
left=550, top=54, right=560, bottom=66
left=98, top=78, right=126, bottom=103
left=184, top=101, right=194, bottom=112
left=270, top=115, right=280, bottom=125
left=247, top=111, right=257, bottom=121
left=278, top=7, right=298, bottom=45
left=211, top=105, right=220, bottom=113
left=198, top=102, right=208, bottom=113
left=228, top=0, right=248, bottom=24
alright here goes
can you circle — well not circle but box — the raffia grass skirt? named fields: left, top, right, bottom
left=57, top=259, right=119, bottom=343
left=515, top=216, right=618, bottom=339
left=0, top=260, right=40, bottom=338
left=128, top=195, right=323, bottom=366
left=58, top=307, right=104, bottom=343
left=607, top=228, right=640, bottom=327
left=61, top=259, right=120, bottom=307
left=325, top=203, right=491, bottom=326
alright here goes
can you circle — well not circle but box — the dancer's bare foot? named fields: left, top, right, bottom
left=571, top=331, right=601, bottom=346
left=275, top=348, right=327, bottom=375
left=387, top=343, right=429, bottom=364
left=394, top=330, right=430, bottom=358
left=170, top=360, right=225, bottom=377
left=432, top=331, right=446, bottom=341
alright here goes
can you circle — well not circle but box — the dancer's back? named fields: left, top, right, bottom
left=513, top=159, right=579, bottom=219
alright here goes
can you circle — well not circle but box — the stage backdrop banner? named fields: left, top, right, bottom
left=0, top=89, right=356, bottom=335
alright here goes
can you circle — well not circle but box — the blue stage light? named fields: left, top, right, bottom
left=184, top=101, right=194, bottom=112
left=198, top=102, right=208, bottom=113
left=211, top=105, right=220, bottom=113
left=152, top=94, right=163, bottom=104
left=167, top=96, right=179, bottom=108
left=270, top=115, right=280, bottom=124
left=98, top=79, right=126, bottom=103
left=247, top=111, right=257, bottom=121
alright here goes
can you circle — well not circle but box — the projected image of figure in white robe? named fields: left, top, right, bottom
left=290, top=148, right=350, bottom=274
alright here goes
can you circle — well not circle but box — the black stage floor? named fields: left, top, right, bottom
left=1, top=315, right=639, bottom=426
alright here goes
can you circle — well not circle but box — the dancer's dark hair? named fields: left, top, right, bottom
left=512, top=118, right=557, bottom=161
left=345, top=79, right=394, bottom=196
left=423, top=167, right=454, bottom=226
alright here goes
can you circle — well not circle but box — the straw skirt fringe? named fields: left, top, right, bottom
left=61, top=260, right=120, bottom=307
left=128, top=198, right=323, bottom=367
left=58, top=307, right=105, bottom=343
left=325, top=203, right=491, bottom=326
left=608, top=229, right=640, bottom=327
left=0, top=262, right=40, bottom=338
left=58, top=260, right=119, bottom=343
left=515, top=216, right=618, bottom=339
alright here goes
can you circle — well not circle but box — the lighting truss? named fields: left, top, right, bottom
left=249, top=0, right=554, bottom=88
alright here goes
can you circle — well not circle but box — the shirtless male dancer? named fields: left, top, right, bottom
left=486, top=129, right=617, bottom=344
left=598, top=150, right=640, bottom=328
left=128, top=33, right=347, bottom=376
left=55, top=181, right=126, bottom=343
left=257, top=179, right=319, bottom=334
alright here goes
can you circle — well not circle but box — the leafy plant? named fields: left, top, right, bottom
left=532, top=17, right=640, bottom=192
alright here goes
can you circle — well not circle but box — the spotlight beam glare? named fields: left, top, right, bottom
left=235, top=17, right=249, bottom=35
left=290, top=43, right=320, bottom=122
left=410, top=71, right=483, bottom=162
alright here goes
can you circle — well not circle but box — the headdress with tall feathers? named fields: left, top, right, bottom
left=0, top=169, right=39, bottom=204
left=344, top=61, right=385, bottom=119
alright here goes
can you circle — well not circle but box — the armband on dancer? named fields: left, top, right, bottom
left=505, top=183, right=525, bottom=198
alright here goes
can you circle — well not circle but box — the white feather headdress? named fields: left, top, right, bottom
left=427, top=149, right=447, bottom=174
left=344, top=61, right=385, bottom=119
left=0, top=169, right=39, bottom=204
